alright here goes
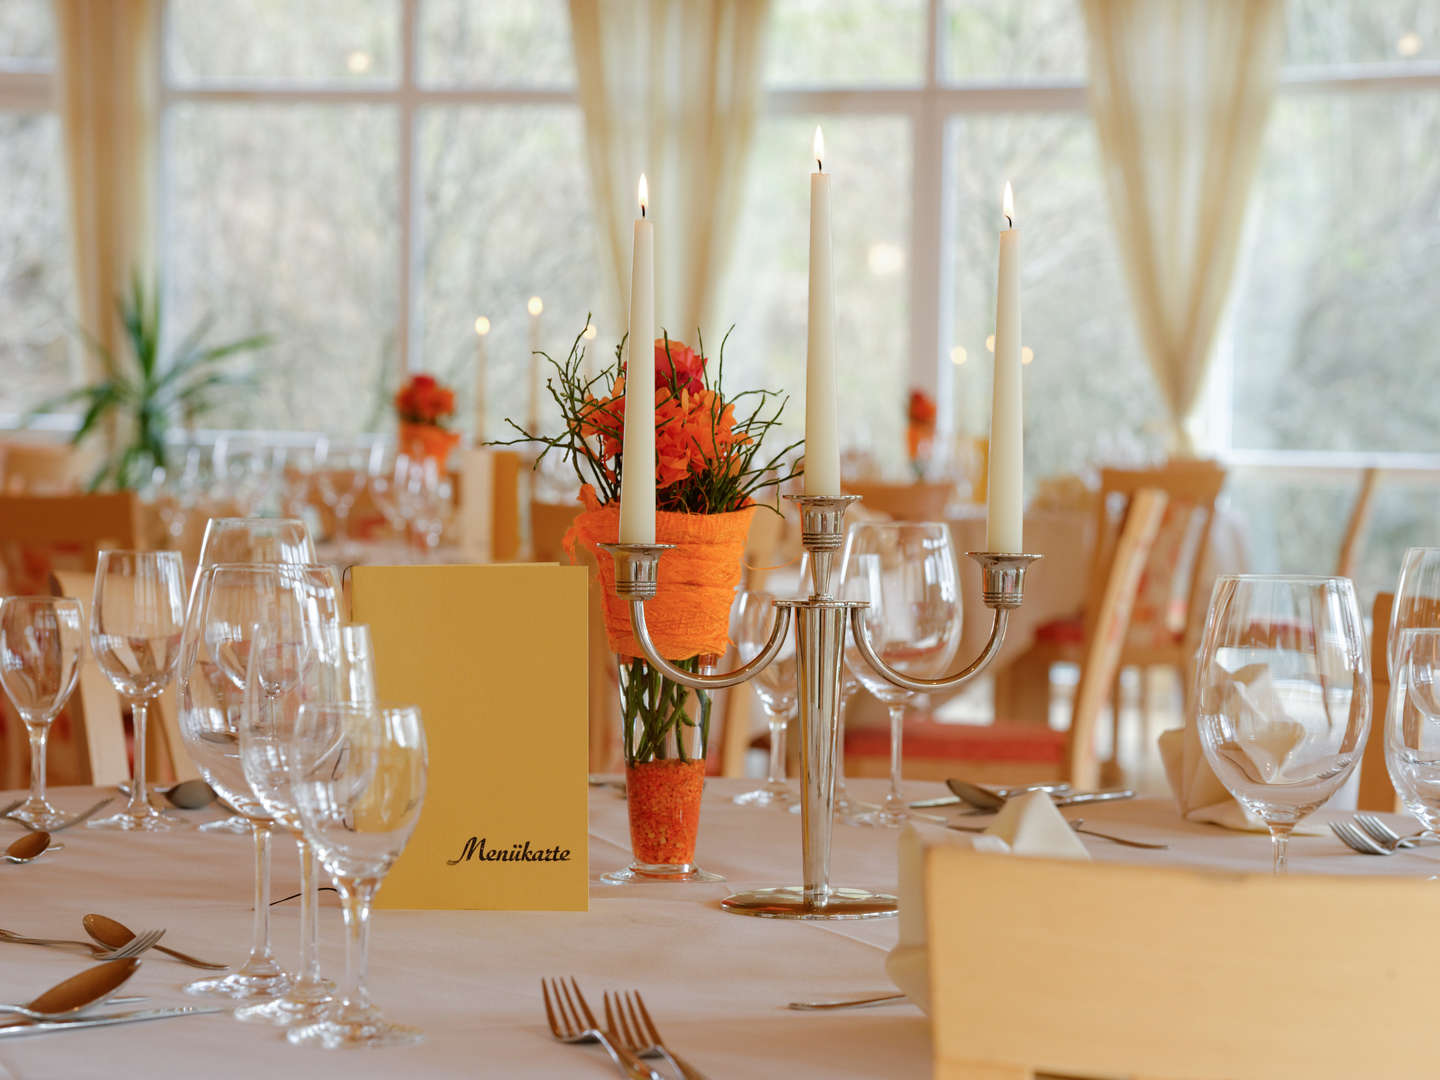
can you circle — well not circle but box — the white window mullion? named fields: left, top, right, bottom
left=397, top=0, right=419, bottom=376
left=908, top=0, right=946, bottom=427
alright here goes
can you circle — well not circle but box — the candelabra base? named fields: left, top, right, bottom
left=719, top=886, right=897, bottom=920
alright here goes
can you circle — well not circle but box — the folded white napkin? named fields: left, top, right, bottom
left=1159, top=662, right=1325, bottom=834
left=886, top=792, right=1089, bottom=1014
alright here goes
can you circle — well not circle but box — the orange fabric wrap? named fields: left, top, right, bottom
left=565, top=485, right=756, bottom=661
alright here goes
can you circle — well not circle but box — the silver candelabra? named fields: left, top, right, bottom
left=603, top=494, right=1039, bottom=920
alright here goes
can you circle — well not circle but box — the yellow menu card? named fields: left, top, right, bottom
left=348, top=564, right=590, bottom=911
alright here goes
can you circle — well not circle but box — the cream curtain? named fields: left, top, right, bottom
left=569, top=0, right=769, bottom=343
left=53, top=0, right=159, bottom=380
left=1081, top=0, right=1284, bottom=452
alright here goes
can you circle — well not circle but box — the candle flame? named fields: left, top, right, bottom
left=527, top=296, right=543, bottom=317
left=582, top=324, right=598, bottom=341
left=1021, top=346, right=1034, bottom=365
left=813, top=126, right=824, bottom=171
left=638, top=173, right=648, bottom=217
left=1002, top=181, right=1014, bottom=228
left=985, top=334, right=995, bottom=353
left=950, top=346, right=967, bottom=367
left=474, top=316, right=490, bottom=336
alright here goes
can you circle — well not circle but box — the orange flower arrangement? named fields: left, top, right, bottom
left=906, top=388, right=937, bottom=477
left=395, top=372, right=460, bottom=462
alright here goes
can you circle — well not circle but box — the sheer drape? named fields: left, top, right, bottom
left=1081, top=0, right=1284, bottom=452
left=568, top=0, right=769, bottom=341
left=53, top=0, right=159, bottom=384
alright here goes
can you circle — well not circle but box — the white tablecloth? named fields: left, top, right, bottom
left=0, top=780, right=1428, bottom=1079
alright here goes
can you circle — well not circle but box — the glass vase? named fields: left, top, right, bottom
left=600, top=655, right=723, bottom=884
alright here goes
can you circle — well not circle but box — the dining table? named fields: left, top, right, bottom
left=0, top=778, right=1429, bottom=1079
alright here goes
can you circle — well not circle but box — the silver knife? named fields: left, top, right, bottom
left=0, top=1006, right=223, bottom=1038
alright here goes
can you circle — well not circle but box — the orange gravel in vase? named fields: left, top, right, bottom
left=624, top=758, right=707, bottom=872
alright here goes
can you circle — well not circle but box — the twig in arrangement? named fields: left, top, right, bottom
left=270, top=887, right=339, bottom=906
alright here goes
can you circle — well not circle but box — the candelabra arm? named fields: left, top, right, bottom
left=850, top=606, right=1010, bottom=695
left=628, top=597, right=792, bottom=691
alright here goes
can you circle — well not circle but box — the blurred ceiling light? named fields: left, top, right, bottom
left=528, top=296, right=544, bottom=316
left=346, top=50, right=372, bottom=74
left=474, top=316, right=491, bottom=336
left=1397, top=32, right=1423, bottom=56
left=1021, top=346, right=1034, bottom=365
left=985, top=334, right=995, bottom=353
left=950, top=346, right=967, bottom=366
left=867, top=242, right=905, bottom=277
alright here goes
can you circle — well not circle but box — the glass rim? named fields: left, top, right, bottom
left=200, top=560, right=335, bottom=575
left=205, top=516, right=308, bottom=527
left=96, top=548, right=184, bottom=560
left=295, top=701, right=419, bottom=717
left=0, top=594, right=84, bottom=606
left=1212, top=573, right=1354, bottom=586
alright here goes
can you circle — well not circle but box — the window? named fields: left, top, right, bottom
left=162, top=0, right=601, bottom=438
left=724, top=0, right=1156, bottom=478
left=0, top=0, right=74, bottom=423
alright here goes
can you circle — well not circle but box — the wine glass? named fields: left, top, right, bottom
left=840, top=522, right=961, bottom=828
left=203, top=563, right=345, bottom=1026
left=191, top=516, right=315, bottom=835
left=286, top=701, right=427, bottom=1049
left=236, top=620, right=376, bottom=1027
left=88, top=550, right=188, bottom=831
left=1384, top=628, right=1440, bottom=840
left=731, top=590, right=797, bottom=808
left=177, top=563, right=292, bottom=1000
left=1390, top=548, right=1440, bottom=676
left=315, top=441, right=368, bottom=550
left=0, top=597, right=84, bottom=829
left=1195, top=574, right=1370, bottom=873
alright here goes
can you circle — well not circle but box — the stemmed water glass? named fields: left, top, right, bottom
left=1390, top=548, right=1440, bottom=675
left=732, top=590, right=797, bottom=807
left=1384, top=628, right=1440, bottom=841
left=840, top=522, right=960, bottom=828
left=315, top=441, right=368, bottom=551
left=1195, top=574, right=1370, bottom=873
left=0, top=597, right=84, bottom=829
left=286, top=701, right=427, bottom=1049
left=177, top=563, right=290, bottom=1000
left=88, top=550, right=188, bottom=831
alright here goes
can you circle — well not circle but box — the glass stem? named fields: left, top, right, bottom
left=26, top=722, right=48, bottom=805
left=885, top=703, right=907, bottom=808
left=249, top=821, right=275, bottom=962
left=297, top=837, right=323, bottom=987
left=765, top=712, right=787, bottom=786
left=128, top=699, right=150, bottom=814
left=338, top=878, right=378, bottom=1015
left=1269, top=824, right=1293, bottom=874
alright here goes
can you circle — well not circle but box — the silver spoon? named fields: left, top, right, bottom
left=0, top=958, right=139, bottom=1021
left=2, top=832, right=59, bottom=864
left=83, top=914, right=227, bottom=971
left=117, top=779, right=215, bottom=810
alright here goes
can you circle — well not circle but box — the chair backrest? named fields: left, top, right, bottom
left=1335, top=466, right=1380, bottom=579
left=1088, top=458, right=1226, bottom=651
left=531, top=499, right=580, bottom=564
left=46, top=570, right=131, bottom=785
left=1067, top=488, right=1168, bottom=788
left=842, top=480, right=957, bottom=523
left=1360, top=591, right=1400, bottom=812
left=0, top=491, right=144, bottom=594
left=927, top=848, right=1440, bottom=1080
left=1, top=442, right=84, bottom=494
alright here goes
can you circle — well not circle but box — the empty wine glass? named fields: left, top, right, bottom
left=88, top=550, right=188, bottom=831
left=177, top=563, right=290, bottom=1000
left=840, top=522, right=961, bottom=828
left=315, top=441, right=368, bottom=550
left=286, top=702, right=427, bottom=1049
left=1384, top=628, right=1440, bottom=841
left=1195, top=575, right=1370, bottom=873
left=236, top=596, right=345, bottom=1027
left=191, top=517, right=315, bottom=835
left=0, top=597, right=84, bottom=829
left=1390, top=548, right=1440, bottom=676
left=731, top=590, right=797, bottom=808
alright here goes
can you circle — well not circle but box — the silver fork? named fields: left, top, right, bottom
left=539, top=978, right=661, bottom=1080
left=1, top=798, right=114, bottom=832
left=607, top=990, right=711, bottom=1080
left=0, top=928, right=164, bottom=961
left=1353, top=813, right=1440, bottom=850
left=1330, top=820, right=1395, bottom=855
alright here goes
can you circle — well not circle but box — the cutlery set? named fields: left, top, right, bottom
left=1330, top=813, right=1440, bottom=856
left=543, top=977, right=710, bottom=1080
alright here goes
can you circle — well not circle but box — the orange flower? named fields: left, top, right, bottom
left=395, top=372, right=457, bottom=426
left=654, top=339, right=706, bottom=394
left=908, top=389, right=937, bottom=426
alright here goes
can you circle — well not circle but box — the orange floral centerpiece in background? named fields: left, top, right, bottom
left=395, top=373, right=461, bottom=464
left=502, top=326, right=800, bottom=882
left=906, top=388, right=937, bottom=479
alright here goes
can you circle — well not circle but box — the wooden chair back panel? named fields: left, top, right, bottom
left=47, top=571, right=130, bottom=785
left=531, top=500, right=580, bottom=564
left=928, top=848, right=1440, bottom=1080
left=1362, top=592, right=1400, bottom=812
left=0, top=492, right=144, bottom=595
left=842, top=481, right=956, bottom=523
left=1, top=443, right=84, bottom=494
left=1335, top=467, right=1380, bottom=579
left=1068, top=489, right=1168, bottom=789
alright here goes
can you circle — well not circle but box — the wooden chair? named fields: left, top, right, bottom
left=0, top=441, right=84, bottom=493
left=530, top=499, right=580, bottom=564
left=1360, top=592, right=1401, bottom=812
left=927, top=847, right=1440, bottom=1079
left=995, top=459, right=1226, bottom=754
left=846, top=489, right=1168, bottom=791
left=842, top=480, right=957, bottom=523
left=1335, top=466, right=1380, bottom=579
left=0, top=491, right=144, bottom=595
